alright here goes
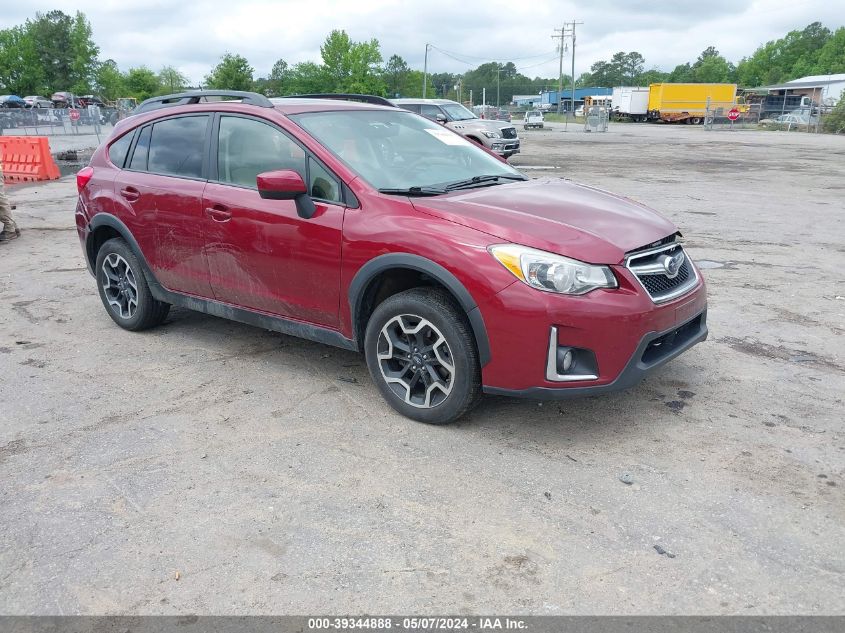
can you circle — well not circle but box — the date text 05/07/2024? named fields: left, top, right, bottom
left=307, top=617, right=528, bottom=630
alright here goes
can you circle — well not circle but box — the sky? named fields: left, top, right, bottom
left=2, top=0, right=843, bottom=85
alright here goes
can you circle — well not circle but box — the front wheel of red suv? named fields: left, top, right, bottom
left=364, top=288, right=481, bottom=424
left=95, top=237, right=170, bottom=331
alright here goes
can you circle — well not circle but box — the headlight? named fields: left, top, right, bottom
left=482, top=131, right=500, bottom=138
left=489, top=244, right=617, bottom=295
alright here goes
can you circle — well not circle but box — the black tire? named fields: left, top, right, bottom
left=364, top=287, right=481, bottom=424
left=95, top=237, right=170, bottom=331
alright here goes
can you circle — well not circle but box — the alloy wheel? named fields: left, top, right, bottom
left=377, top=314, right=455, bottom=408
left=101, top=253, right=138, bottom=319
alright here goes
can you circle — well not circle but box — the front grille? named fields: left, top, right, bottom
left=500, top=127, right=517, bottom=139
left=626, top=241, right=698, bottom=303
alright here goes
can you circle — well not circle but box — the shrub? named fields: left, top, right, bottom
left=822, top=95, right=845, bottom=134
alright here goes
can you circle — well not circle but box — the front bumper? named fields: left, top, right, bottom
left=491, top=139, right=520, bottom=156
left=484, top=310, right=707, bottom=399
left=478, top=263, right=708, bottom=397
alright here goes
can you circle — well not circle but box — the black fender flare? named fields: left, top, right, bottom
left=85, top=214, right=166, bottom=297
left=348, top=253, right=491, bottom=367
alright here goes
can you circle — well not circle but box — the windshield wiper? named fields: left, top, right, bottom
left=379, top=186, right=446, bottom=197
left=444, top=174, right=527, bottom=191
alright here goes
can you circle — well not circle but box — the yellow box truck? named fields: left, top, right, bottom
left=647, top=83, right=737, bottom=123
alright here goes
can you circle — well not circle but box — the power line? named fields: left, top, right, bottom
left=430, top=45, right=559, bottom=63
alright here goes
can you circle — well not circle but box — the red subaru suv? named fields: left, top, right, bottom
left=75, top=91, right=707, bottom=424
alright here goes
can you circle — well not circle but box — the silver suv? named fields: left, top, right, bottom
left=391, top=98, right=520, bottom=158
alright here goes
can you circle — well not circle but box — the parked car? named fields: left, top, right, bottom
left=51, top=92, right=84, bottom=108
left=75, top=90, right=707, bottom=424
left=23, top=95, right=53, bottom=109
left=391, top=98, right=520, bottom=158
left=496, top=108, right=512, bottom=122
left=523, top=110, right=544, bottom=129
left=79, top=94, right=108, bottom=108
left=0, top=95, right=27, bottom=108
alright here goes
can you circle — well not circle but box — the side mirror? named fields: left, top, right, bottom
left=435, top=113, right=447, bottom=124
left=257, top=169, right=316, bottom=219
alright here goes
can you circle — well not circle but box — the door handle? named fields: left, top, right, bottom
left=120, top=186, right=140, bottom=202
left=204, top=206, right=232, bottom=222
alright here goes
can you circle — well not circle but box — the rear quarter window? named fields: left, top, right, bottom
left=108, top=132, right=134, bottom=168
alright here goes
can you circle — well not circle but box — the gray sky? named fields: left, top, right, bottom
left=2, top=0, right=842, bottom=84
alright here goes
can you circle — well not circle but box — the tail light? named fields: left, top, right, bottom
left=76, top=166, right=94, bottom=192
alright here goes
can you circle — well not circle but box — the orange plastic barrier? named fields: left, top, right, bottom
left=0, top=136, right=61, bottom=184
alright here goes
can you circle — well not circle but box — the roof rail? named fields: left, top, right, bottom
left=134, top=90, right=274, bottom=114
left=280, top=94, right=396, bottom=107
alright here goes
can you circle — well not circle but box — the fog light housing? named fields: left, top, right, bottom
left=546, top=327, right=599, bottom=382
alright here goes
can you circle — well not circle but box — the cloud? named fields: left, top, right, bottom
left=1, top=0, right=841, bottom=84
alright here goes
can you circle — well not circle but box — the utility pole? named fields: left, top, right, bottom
left=552, top=21, right=583, bottom=117
left=423, top=43, right=430, bottom=98
left=496, top=64, right=502, bottom=107
left=552, top=27, right=565, bottom=115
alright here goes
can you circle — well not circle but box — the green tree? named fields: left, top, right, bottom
left=814, top=27, right=845, bottom=75
left=267, top=58, right=289, bottom=95
left=205, top=53, right=254, bottom=91
left=124, top=66, right=161, bottom=100
left=429, top=72, right=457, bottom=98
left=95, top=59, right=125, bottom=100
left=287, top=62, right=328, bottom=94
left=691, top=47, right=735, bottom=82
left=0, top=25, right=43, bottom=94
left=582, top=51, right=647, bottom=86
left=68, top=11, right=99, bottom=93
left=158, top=66, right=188, bottom=93
left=27, top=10, right=98, bottom=93
left=319, top=30, right=385, bottom=94
left=736, top=22, right=832, bottom=86
left=639, top=68, right=668, bottom=85
left=668, top=63, right=694, bottom=83
left=384, top=54, right=410, bottom=97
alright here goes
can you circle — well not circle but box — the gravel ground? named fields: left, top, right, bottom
left=1, top=122, right=843, bottom=615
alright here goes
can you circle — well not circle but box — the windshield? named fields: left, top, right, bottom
left=440, top=103, right=477, bottom=121
left=290, top=109, right=521, bottom=191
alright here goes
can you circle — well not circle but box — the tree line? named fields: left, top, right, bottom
left=1, top=11, right=843, bottom=106
left=580, top=23, right=844, bottom=88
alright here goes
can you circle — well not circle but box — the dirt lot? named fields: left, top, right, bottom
left=1, top=123, right=844, bottom=615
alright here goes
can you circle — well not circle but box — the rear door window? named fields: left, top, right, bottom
left=128, top=126, right=151, bottom=171
left=147, top=116, right=209, bottom=179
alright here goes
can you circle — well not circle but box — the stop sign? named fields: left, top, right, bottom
left=727, top=108, right=740, bottom=121
left=68, top=109, right=80, bottom=121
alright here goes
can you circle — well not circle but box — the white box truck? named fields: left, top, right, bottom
left=611, top=87, right=649, bottom=122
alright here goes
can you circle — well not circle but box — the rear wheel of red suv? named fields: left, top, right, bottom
left=95, top=237, right=170, bottom=331
left=364, top=288, right=481, bottom=424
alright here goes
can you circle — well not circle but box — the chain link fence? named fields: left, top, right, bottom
left=0, top=106, right=107, bottom=142
left=703, top=102, right=761, bottom=131
left=584, top=106, right=609, bottom=132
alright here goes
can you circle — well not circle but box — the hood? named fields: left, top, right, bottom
left=449, top=118, right=514, bottom=134
left=411, top=178, right=677, bottom=264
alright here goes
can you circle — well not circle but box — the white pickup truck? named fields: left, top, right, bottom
left=523, top=110, right=544, bottom=129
